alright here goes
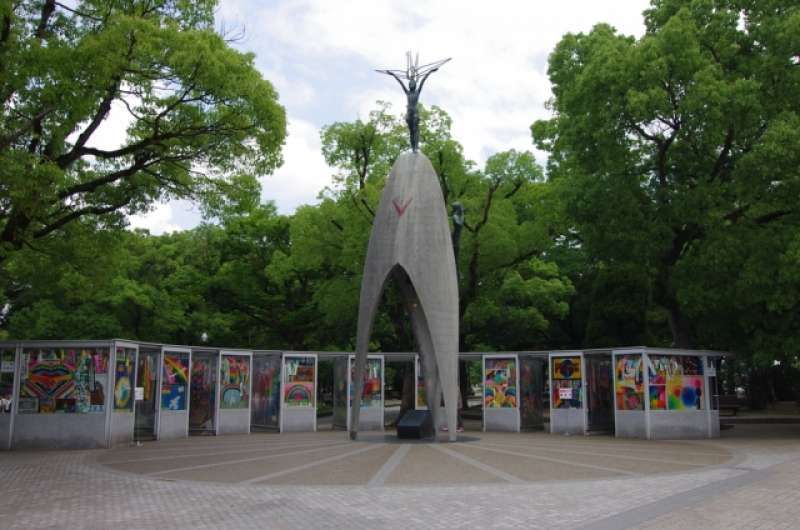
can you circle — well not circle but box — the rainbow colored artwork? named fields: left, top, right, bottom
left=349, top=358, right=382, bottom=408
left=667, top=375, right=704, bottom=410
left=285, top=382, right=314, bottom=407
left=161, top=353, right=189, bottom=411
left=20, top=348, right=107, bottom=414
left=114, top=348, right=134, bottom=411
left=484, top=358, right=517, bottom=408
left=615, top=355, right=644, bottom=411
left=649, top=384, right=666, bottom=410
left=162, top=354, right=189, bottom=385
left=647, top=355, right=704, bottom=411
left=220, top=355, right=250, bottom=409
left=283, top=357, right=314, bottom=408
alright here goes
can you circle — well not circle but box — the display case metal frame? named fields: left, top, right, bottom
left=612, top=347, right=721, bottom=439
left=279, top=352, right=318, bottom=433
left=110, top=340, right=140, bottom=445
left=216, top=349, right=253, bottom=436
left=157, top=345, right=192, bottom=441
left=347, top=354, right=384, bottom=431
left=548, top=350, right=587, bottom=436
left=6, top=340, right=114, bottom=449
left=482, top=353, right=521, bottom=432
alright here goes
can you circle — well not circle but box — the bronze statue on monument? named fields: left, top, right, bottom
left=376, top=52, right=451, bottom=151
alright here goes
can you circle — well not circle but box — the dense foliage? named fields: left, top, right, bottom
left=0, top=0, right=286, bottom=261
left=533, top=0, right=800, bottom=362
left=1, top=103, right=574, bottom=354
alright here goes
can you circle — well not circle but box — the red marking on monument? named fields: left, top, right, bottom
left=392, top=198, right=413, bottom=217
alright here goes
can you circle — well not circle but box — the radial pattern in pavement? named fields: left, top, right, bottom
left=96, top=431, right=732, bottom=487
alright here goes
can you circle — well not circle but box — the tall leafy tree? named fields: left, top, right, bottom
left=533, top=0, right=800, bottom=357
left=458, top=149, right=573, bottom=351
left=0, top=0, right=285, bottom=261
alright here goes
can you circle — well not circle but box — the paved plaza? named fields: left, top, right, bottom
left=0, top=425, right=798, bottom=529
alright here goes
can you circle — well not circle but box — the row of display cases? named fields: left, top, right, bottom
left=0, top=341, right=725, bottom=449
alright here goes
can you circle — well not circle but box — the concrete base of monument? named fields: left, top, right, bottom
left=355, top=432, right=481, bottom=444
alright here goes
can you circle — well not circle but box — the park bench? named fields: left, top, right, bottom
left=718, top=395, right=742, bottom=416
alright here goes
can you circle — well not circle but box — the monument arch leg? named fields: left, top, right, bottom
left=397, top=271, right=442, bottom=438
left=350, top=268, right=393, bottom=439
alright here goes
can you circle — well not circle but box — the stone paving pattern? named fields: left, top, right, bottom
left=0, top=425, right=797, bottom=529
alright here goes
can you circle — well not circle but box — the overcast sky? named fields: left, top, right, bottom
left=126, top=0, right=651, bottom=233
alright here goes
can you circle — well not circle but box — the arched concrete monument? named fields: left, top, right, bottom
left=350, top=151, right=459, bottom=442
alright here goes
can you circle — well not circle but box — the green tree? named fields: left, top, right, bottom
left=458, top=149, right=573, bottom=351
left=1, top=221, right=127, bottom=338
left=320, top=102, right=404, bottom=192
left=2, top=222, right=228, bottom=343
left=533, top=0, right=800, bottom=358
left=0, top=0, right=285, bottom=261
left=583, top=264, right=653, bottom=347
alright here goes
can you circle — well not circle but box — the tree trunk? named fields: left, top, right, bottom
left=666, top=302, right=691, bottom=349
left=657, top=265, right=691, bottom=348
left=459, top=360, right=470, bottom=410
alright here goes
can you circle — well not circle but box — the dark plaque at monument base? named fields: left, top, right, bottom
left=396, top=410, right=434, bottom=439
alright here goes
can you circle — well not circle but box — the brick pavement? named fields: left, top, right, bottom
left=628, top=457, right=800, bottom=529
left=0, top=426, right=798, bottom=529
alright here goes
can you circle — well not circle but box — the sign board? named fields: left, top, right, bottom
left=0, top=360, right=14, bottom=373
left=134, top=387, right=145, bottom=401
left=558, top=387, right=573, bottom=400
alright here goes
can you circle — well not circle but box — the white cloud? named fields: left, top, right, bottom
left=125, top=0, right=650, bottom=229
left=127, top=118, right=331, bottom=230
left=128, top=202, right=186, bottom=234
left=236, top=0, right=649, bottom=169
left=259, top=67, right=316, bottom=109
left=83, top=99, right=133, bottom=151
left=261, top=117, right=333, bottom=214
left=65, top=96, right=134, bottom=152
